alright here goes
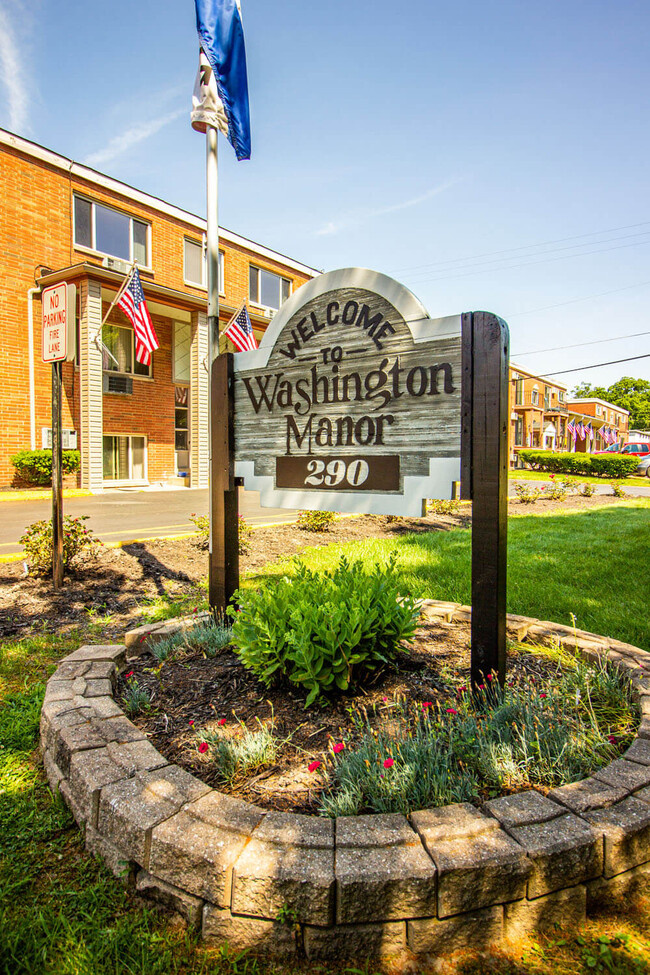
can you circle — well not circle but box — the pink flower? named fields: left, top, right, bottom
left=188, top=719, right=195, bottom=727
left=550, top=474, right=555, bottom=480
left=382, top=696, right=388, bottom=703
left=487, top=674, right=493, bottom=681
left=308, top=760, right=321, bottom=772
left=218, top=718, right=227, bottom=726
left=446, top=708, right=458, bottom=715
left=198, top=742, right=209, bottom=754
left=540, top=693, right=547, bottom=699
left=478, top=684, right=485, bottom=691
left=383, top=758, right=394, bottom=768
left=332, top=742, right=345, bottom=754
left=125, top=671, right=134, bottom=679
left=422, top=701, right=432, bottom=709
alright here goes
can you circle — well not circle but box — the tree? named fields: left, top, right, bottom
left=571, top=376, right=650, bottom=429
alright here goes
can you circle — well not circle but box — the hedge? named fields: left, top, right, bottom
left=518, top=450, right=639, bottom=479
left=10, top=449, right=81, bottom=486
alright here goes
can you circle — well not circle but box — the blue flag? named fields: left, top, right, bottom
left=194, top=0, right=251, bottom=160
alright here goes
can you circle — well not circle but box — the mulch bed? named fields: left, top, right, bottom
left=120, top=616, right=562, bottom=815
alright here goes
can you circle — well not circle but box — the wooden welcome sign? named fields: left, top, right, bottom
left=210, top=268, right=509, bottom=685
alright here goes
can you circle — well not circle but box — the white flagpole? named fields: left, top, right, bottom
left=206, top=123, right=219, bottom=601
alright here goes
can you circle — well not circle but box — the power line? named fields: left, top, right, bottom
left=541, top=353, right=650, bottom=377
left=513, top=330, right=650, bottom=358
left=388, top=218, right=650, bottom=276
left=507, top=278, right=650, bottom=320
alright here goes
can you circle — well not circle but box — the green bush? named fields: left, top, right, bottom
left=228, top=553, right=419, bottom=707
left=518, top=450, right=638, bottom=479
left=10, top=449, right=80, bottom=486
left=189, top=511, right=253, bottom=554
left=296, top=509, right=337, bottom=532
left=19, top=514, right=100, bottom=576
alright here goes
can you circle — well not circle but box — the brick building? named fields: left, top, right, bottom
left=509, top=363, right=629, bottom=465
left=0, top=129, right=318, bottom=490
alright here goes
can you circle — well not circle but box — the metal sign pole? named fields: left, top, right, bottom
left=51, top=360, right=63, bottom=588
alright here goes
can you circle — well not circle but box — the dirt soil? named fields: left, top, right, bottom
left=0, top=492, right=620, bottom=641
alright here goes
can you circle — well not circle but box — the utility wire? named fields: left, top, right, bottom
left=513, top=330, right=650, bottom=358
left=541, top=353, right=650, bottom=377
left=388, top=218, right=650, bottom=276
left=507, top=279, right=650, bottom=319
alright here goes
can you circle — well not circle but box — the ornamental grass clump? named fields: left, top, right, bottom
left=229, top=553, right=419, bottom=707
left=196, top=717, right=281, bottom=786
left=317, top=656, right=635, bottom=816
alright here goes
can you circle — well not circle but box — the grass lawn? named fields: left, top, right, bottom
left=2, top=499, right=650, bottom=973
left=509, top=469, right=649, bottom=488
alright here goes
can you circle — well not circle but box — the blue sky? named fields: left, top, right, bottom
left=1, top=0, right=649, bottom=391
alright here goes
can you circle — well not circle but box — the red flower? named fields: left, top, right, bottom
left=198, top=742, right=209, bottom=754
left=540, top=693, right=547, bottom=699
left=382, top=696, right=388, bottom=703
left=308, top=760, right=321, bottom=772
left=550, top=474, right=555, bottom=480
left=218, top=718, right=227, bottom=726
left=607, top=735, right=617, bottom=745
left=125, top=671, right=134, bottom=679
left=446, top=708, right=458, bottom=715
left=458, top=686, right=467, bottom=695
left=487, top=674, right=493, bottom=681
left=188, top=719, right=195, bottom=726
left=383, top=758, right=394, bottom=769
left=422, top=701, right=432, bottom=709
left=332, top=742, right=345, bottom=754
left=478, top=684, right=485, bottom=691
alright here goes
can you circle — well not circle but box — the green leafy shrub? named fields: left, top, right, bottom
left=10, top=448, right=80, bottom=486
left=610, top=482, right=628, bottom=498
left=427, top=498, right=461, bottom=515
left=318, top=655, right=635, bottom=816
left=513, top=482, right=541, bottom=503
left=122, top=673, right=152, bottom=715
left=518, top=450, right=638, bottom=479
left=190, top=511, right=254, bottom=554
left=579, top=482, right=596, bottom=497
left=19, top=514, right=100, bottom=576
left=296, top=509, right=337, bottom=532
left=229, top=554, right=419, bottom=707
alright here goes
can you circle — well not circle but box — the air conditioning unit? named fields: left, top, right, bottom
left=263, top=307, right=276, bottom=319
left=42, top=428, right=78, bottom=449
left=102, top=256, right=130, bottom=275
left=103, top=374, right=133, bottom=395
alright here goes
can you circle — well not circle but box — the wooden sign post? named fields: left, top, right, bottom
left=210, top=269, right=508, bottom=685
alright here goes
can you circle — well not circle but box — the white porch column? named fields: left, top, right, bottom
left=190, top=308, right=209, bottom=488
left=79, top=278, right=104, bottom=491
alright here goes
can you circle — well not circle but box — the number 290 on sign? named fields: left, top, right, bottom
left=275, top=455, right=400, bottom=492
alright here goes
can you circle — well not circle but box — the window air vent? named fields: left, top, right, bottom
left=103, top=374, right=133, bottom=395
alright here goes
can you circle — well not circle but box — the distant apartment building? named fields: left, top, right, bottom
left=508, top=366, right=629, bottom=466
left=0, top=129, right=318, bottom=490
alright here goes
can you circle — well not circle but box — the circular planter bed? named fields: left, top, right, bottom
left=41, top=604, right=650, bottom=966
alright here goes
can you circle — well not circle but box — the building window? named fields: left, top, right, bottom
left=514, top=417, right=524, bottom=446
left=515, top=379, right=523, bottom=405
left=531, top=387, right=539, bottom=406
left=558, top=390, right=565, bottom=403
left=249, top=265, right=291, bottom=310
left=102, top=435, right=146, bottom=482
left=102, top=324, right=151, bottom=377
left=173, top=322, right=191, bottom=383
left=175, top=387, right=189, bottom=452
left=596, top=405, right=602, bottom=417
left=183, top=238, right=224, bottom=291
left=74, top=196, right=149, bottom=265
left=544, top=387, right=551, bottom=410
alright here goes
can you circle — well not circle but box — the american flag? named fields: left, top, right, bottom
left=117, top=267, right=159, bottom=366
left=223, top=303, right=257, bottom=352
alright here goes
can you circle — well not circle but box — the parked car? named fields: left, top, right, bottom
left=595, top=441, right=650, bottom=457
left=636, top=455, right=650, bottom=478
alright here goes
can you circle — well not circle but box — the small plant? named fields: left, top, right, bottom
left=296, top=509, right=337, bottom=532
left=229, top=553, right=419, bottom=707
left=513, top=482, right=542, bottom=504
left=189, top=512, right=209, bottom=549
left=238, top=515, right=254, bottom=554
left=10, top=448, right=80, bottom=486
left=427, top=498, right=460, bottom=515
left=19, top=514, right=100, bottom=577
left=190, top=512, right=253, bottom=554
left=610, top=482, right=628, bottom=498
left=543, top=476, right=568, bottom=501
left=196, top=717, right=281, bottom=785
left=122, top=673, right=152, bottom=716
left=579, top=481, right=596, bottom=497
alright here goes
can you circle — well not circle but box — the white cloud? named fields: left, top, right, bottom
left=315, top=178, right=462, bottom=236
left=0, top=3, right=29, bottom=133
left=83, top=108, right=185, bottom=168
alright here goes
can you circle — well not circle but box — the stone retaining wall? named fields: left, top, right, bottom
left=41, top=603, right=650, bottom=964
